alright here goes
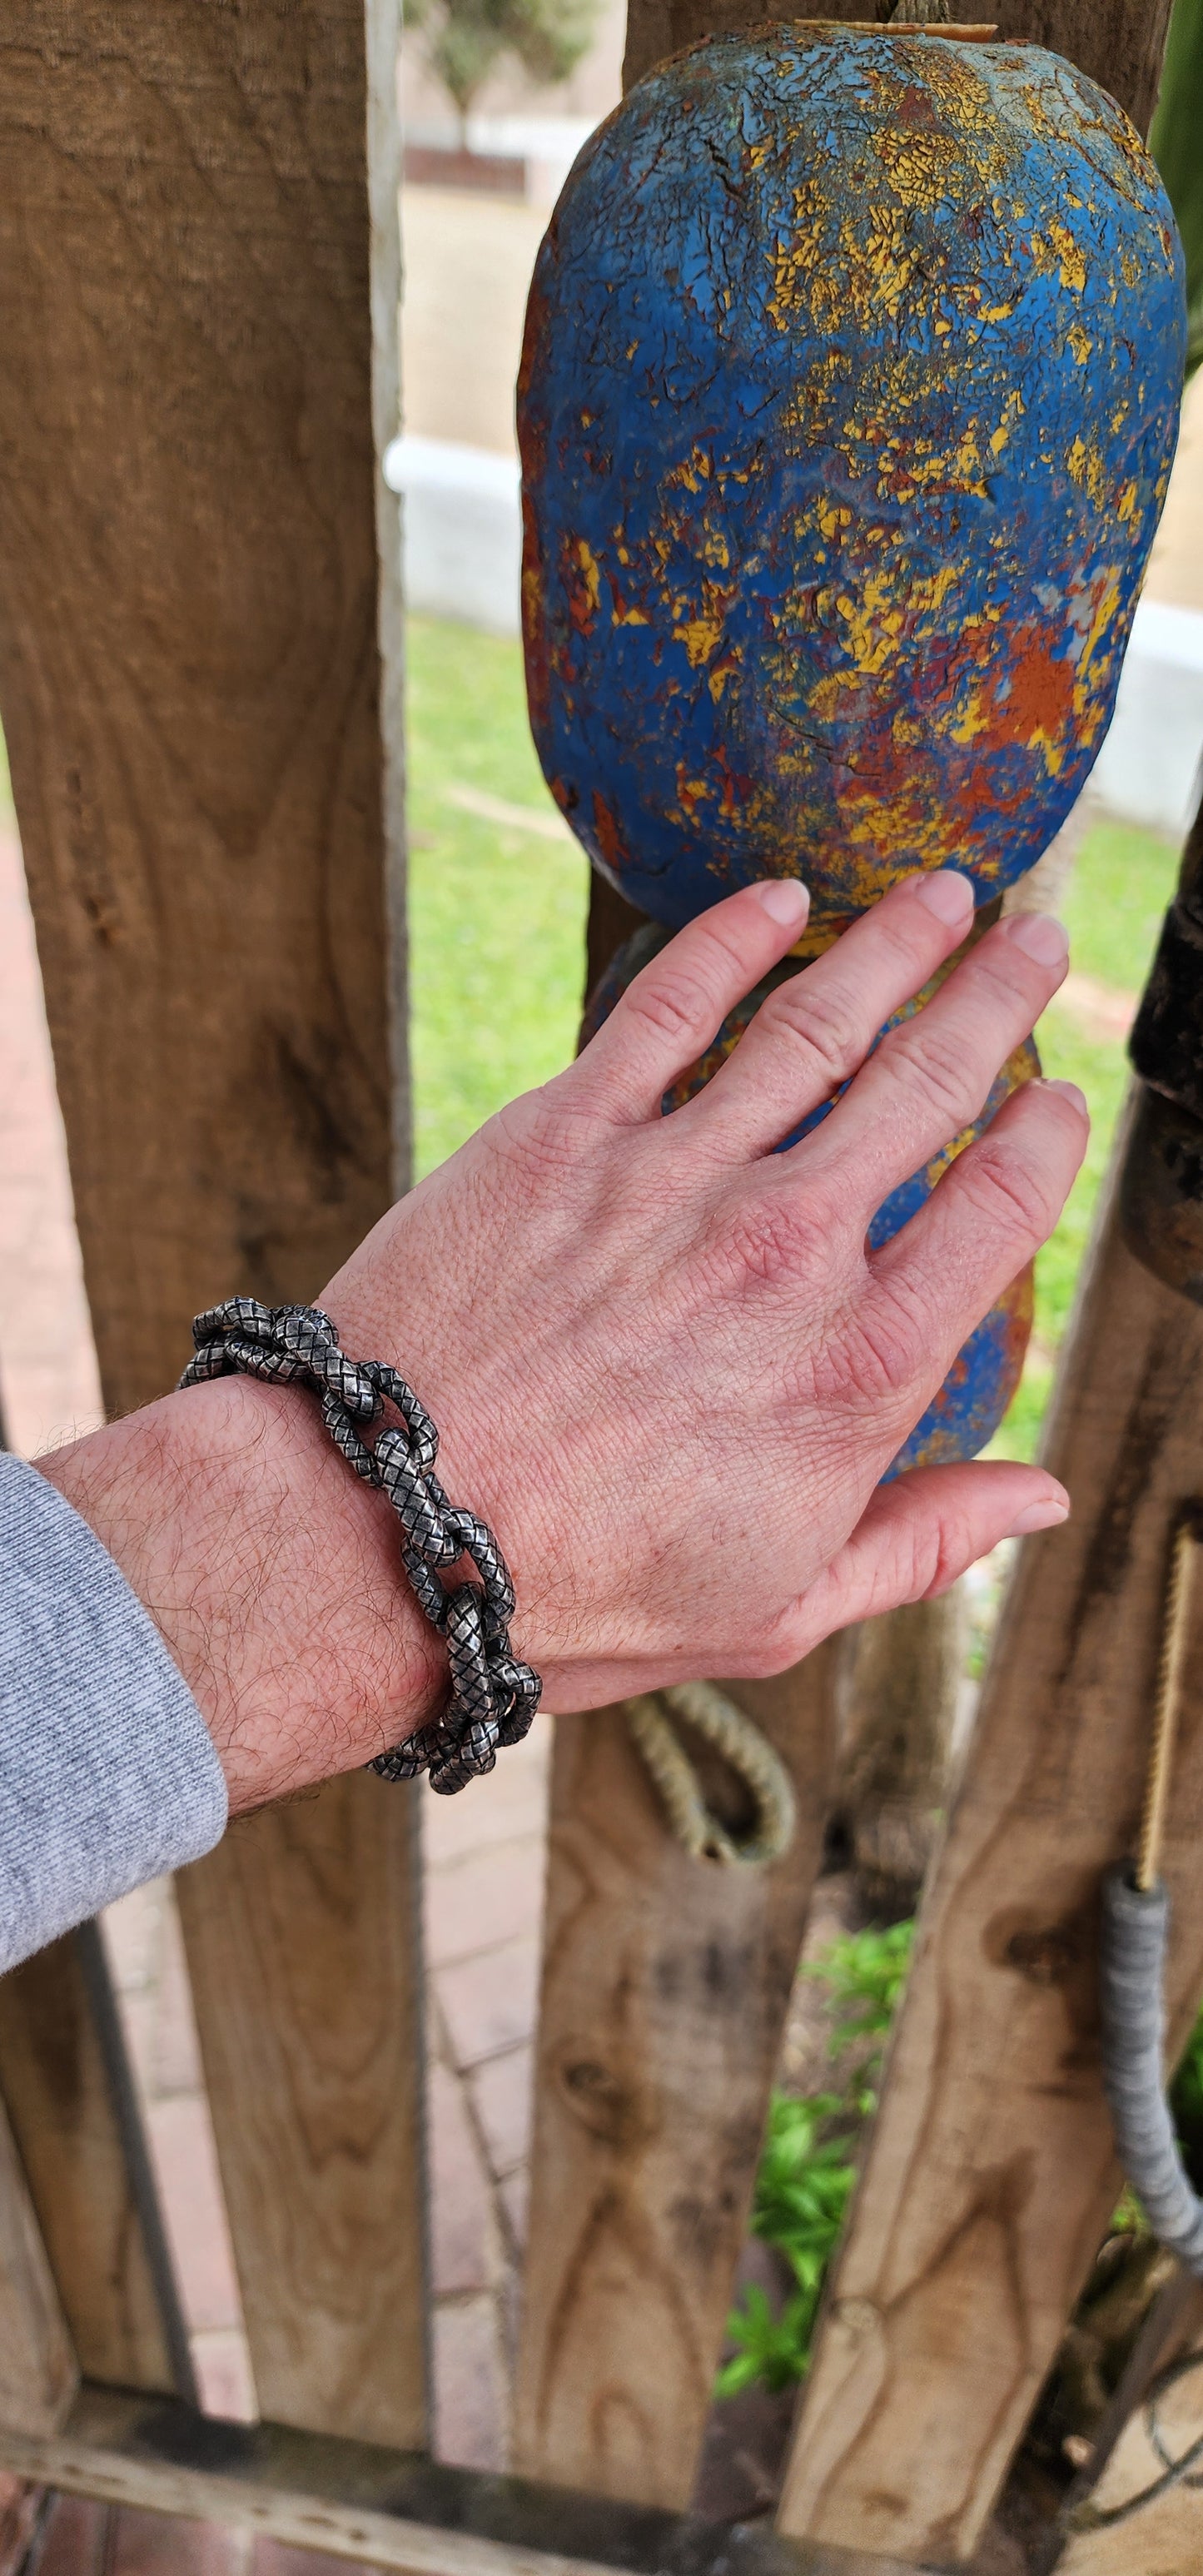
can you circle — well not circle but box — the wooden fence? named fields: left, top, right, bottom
left=0, top=4, right=1199, bottom=2574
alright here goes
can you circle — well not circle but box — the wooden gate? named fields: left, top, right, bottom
left=0, top=4, right=1200, bottom=2572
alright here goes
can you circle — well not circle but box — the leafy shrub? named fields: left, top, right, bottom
left=716, top=1922, right=914, bottom=2398
left=718, top=1923, right=1203, bottom=2402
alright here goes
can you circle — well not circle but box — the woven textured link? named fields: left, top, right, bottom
left=180, top=1298, right=541, bottom=1795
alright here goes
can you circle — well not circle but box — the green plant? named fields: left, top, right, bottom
left=409, top=0, right=598, bottom=144
left=807, top=1919, right=915, bottom=2071
left=718, top=1923, right=916, bottom=2398
left=1151, top=0, right=1203, bottom=377
left=1171, top=1996, right=1203, bottom=2191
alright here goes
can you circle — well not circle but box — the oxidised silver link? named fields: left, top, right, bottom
left=442, top=1509, right=516, bottom=1635
left=180, top=1297, right=540, bottom=1797
left=375, top=1428, right=458, bottom=1564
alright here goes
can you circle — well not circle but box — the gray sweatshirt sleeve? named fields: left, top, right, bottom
left=0, top=1451, right=228, bottom=1969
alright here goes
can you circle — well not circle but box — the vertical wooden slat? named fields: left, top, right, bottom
left=778, top=1135, right=1203, bottom=2564
left=0, top=0, right=424, bottom=2447
left=174, top=1778, right=425, bottom=2446
left=514, top=1656, right=839, bottom=2506
left=0, top=1927, right=193, bottom=2400
left=0, top=2096, right=77, bottom=2439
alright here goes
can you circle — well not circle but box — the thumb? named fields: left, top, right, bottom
left=794, top=1460, right=1069, bottom=1642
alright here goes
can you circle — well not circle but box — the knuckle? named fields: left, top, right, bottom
left=815, top=1284, right=924, bottom=1410
left=490, top=1084, right=595, bottom=1176
left=624, top=970, right=711, bottom=1047
left=624, top=918, right=750, bottom=1052
left=713, top=1189, right=838, bottom=1291
left=957, top=1135, right=1056, bottom=1241
left=877, top=1019, right=976, bottom=1131
left=757, top=977, right=865, bottom=1092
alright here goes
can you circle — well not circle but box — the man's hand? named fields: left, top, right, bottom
left=42, top=868, right=1085, bottom=1809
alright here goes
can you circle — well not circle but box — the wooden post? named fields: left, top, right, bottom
left=0, top=2098, right=77, bottom=2440
left=834, top=1594, right=966, bottom=1915
left=514, top=1655, right=840, bottom=2507
left=0, top=1927, right=194, bottom=2400
left=777, top=1132, right=1203, bottom=2564
left=0, top=0, right=425, bottom=2447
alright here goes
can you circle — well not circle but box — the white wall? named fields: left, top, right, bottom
left=389, top=435, right=1203, bottom=838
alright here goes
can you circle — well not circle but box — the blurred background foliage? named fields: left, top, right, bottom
left=1153, top=0, right=1203, bottom=375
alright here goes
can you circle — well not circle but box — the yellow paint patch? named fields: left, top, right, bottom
left=576, top=540, right=601, bottom=610
left=674, top=612, right=725, bottom=667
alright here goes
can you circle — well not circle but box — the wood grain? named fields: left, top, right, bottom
left=174, top=1774, right=426, bottom=2446
left=0, top=2380, right=925, bottom=2576
left=0, top=1928, right=188, bottom=2398
left=623, top=0, right=1173, bottom=136
left=778, top=1136, right=1203, bottom=2564
left=0, top=1, right=396, bottom=1415
left=0, top=1, right=424, bottom=2447
left=0, top=2095, right=77, bottom=2439
left=514, top=1657, right=839, bottom=2507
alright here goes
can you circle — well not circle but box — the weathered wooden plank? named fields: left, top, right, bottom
left=0, top=2382, right=930, bottom=2576
left=0, top=1, right=423, bottom=2447
left=0, top=1, right=397, bottom=1410
left=173, top=1775, right=426, bottom=2446
left=0, top=1924, right=193, bottom=2399
left=0, top=2095, right=77, bottom=2439
left=778, top=1132, right=1203, bottom=2564
left=514, top=1656, right=840, bottom=2508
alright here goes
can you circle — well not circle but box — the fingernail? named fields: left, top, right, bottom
left=1005, top=1495, right=1071, bottom=1537
left=754, top=878, right=810, bottom=926
left=912, top=870, right=976, bottom=926
left=1042, top=1077, right=1088, bottom=1117
left=1002, top=911, right=1069, bottom=967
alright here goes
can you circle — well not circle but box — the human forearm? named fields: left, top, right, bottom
left=37, top=1370, right=445, bottom=1813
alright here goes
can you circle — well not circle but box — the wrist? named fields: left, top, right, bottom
left=37, top=1372, right=445, bottom=1812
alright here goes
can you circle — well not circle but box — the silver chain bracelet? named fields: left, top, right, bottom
left=179, top=1299, right=541, bottom=1794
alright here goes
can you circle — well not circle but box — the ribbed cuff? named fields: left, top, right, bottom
left=0, top=1451, right=228, bottom=1969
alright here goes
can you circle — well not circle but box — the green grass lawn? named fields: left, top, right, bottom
left=406, top=615, right=590, bottom=1177
left=407, top=613, right=1179, bottom=1462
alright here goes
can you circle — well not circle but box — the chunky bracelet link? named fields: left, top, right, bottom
left=179, top=1298, right=541, bottom=1794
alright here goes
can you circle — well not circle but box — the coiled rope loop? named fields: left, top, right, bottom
left=624, top=1680, right=796, bottom=1867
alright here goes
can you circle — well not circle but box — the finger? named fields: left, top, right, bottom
left=864, top=1079, right=1088, bottom=1383
left=778, top=908, right=1070, bottom=1231
left=570, top=878, right=811, bottom=1124
left=782, top=1458, right=1071, bottom=1649
left=675, top=868, right=976, bottom=1157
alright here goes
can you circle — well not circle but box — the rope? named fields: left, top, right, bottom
left=1066, top=2350, right=1203, bottom=2533
left=1137, top=1516, right=1198, bottom=1890
left=1101, top=1512, right=1203, bottom=2276
left=624, top=1680, right=796, bottom=1867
